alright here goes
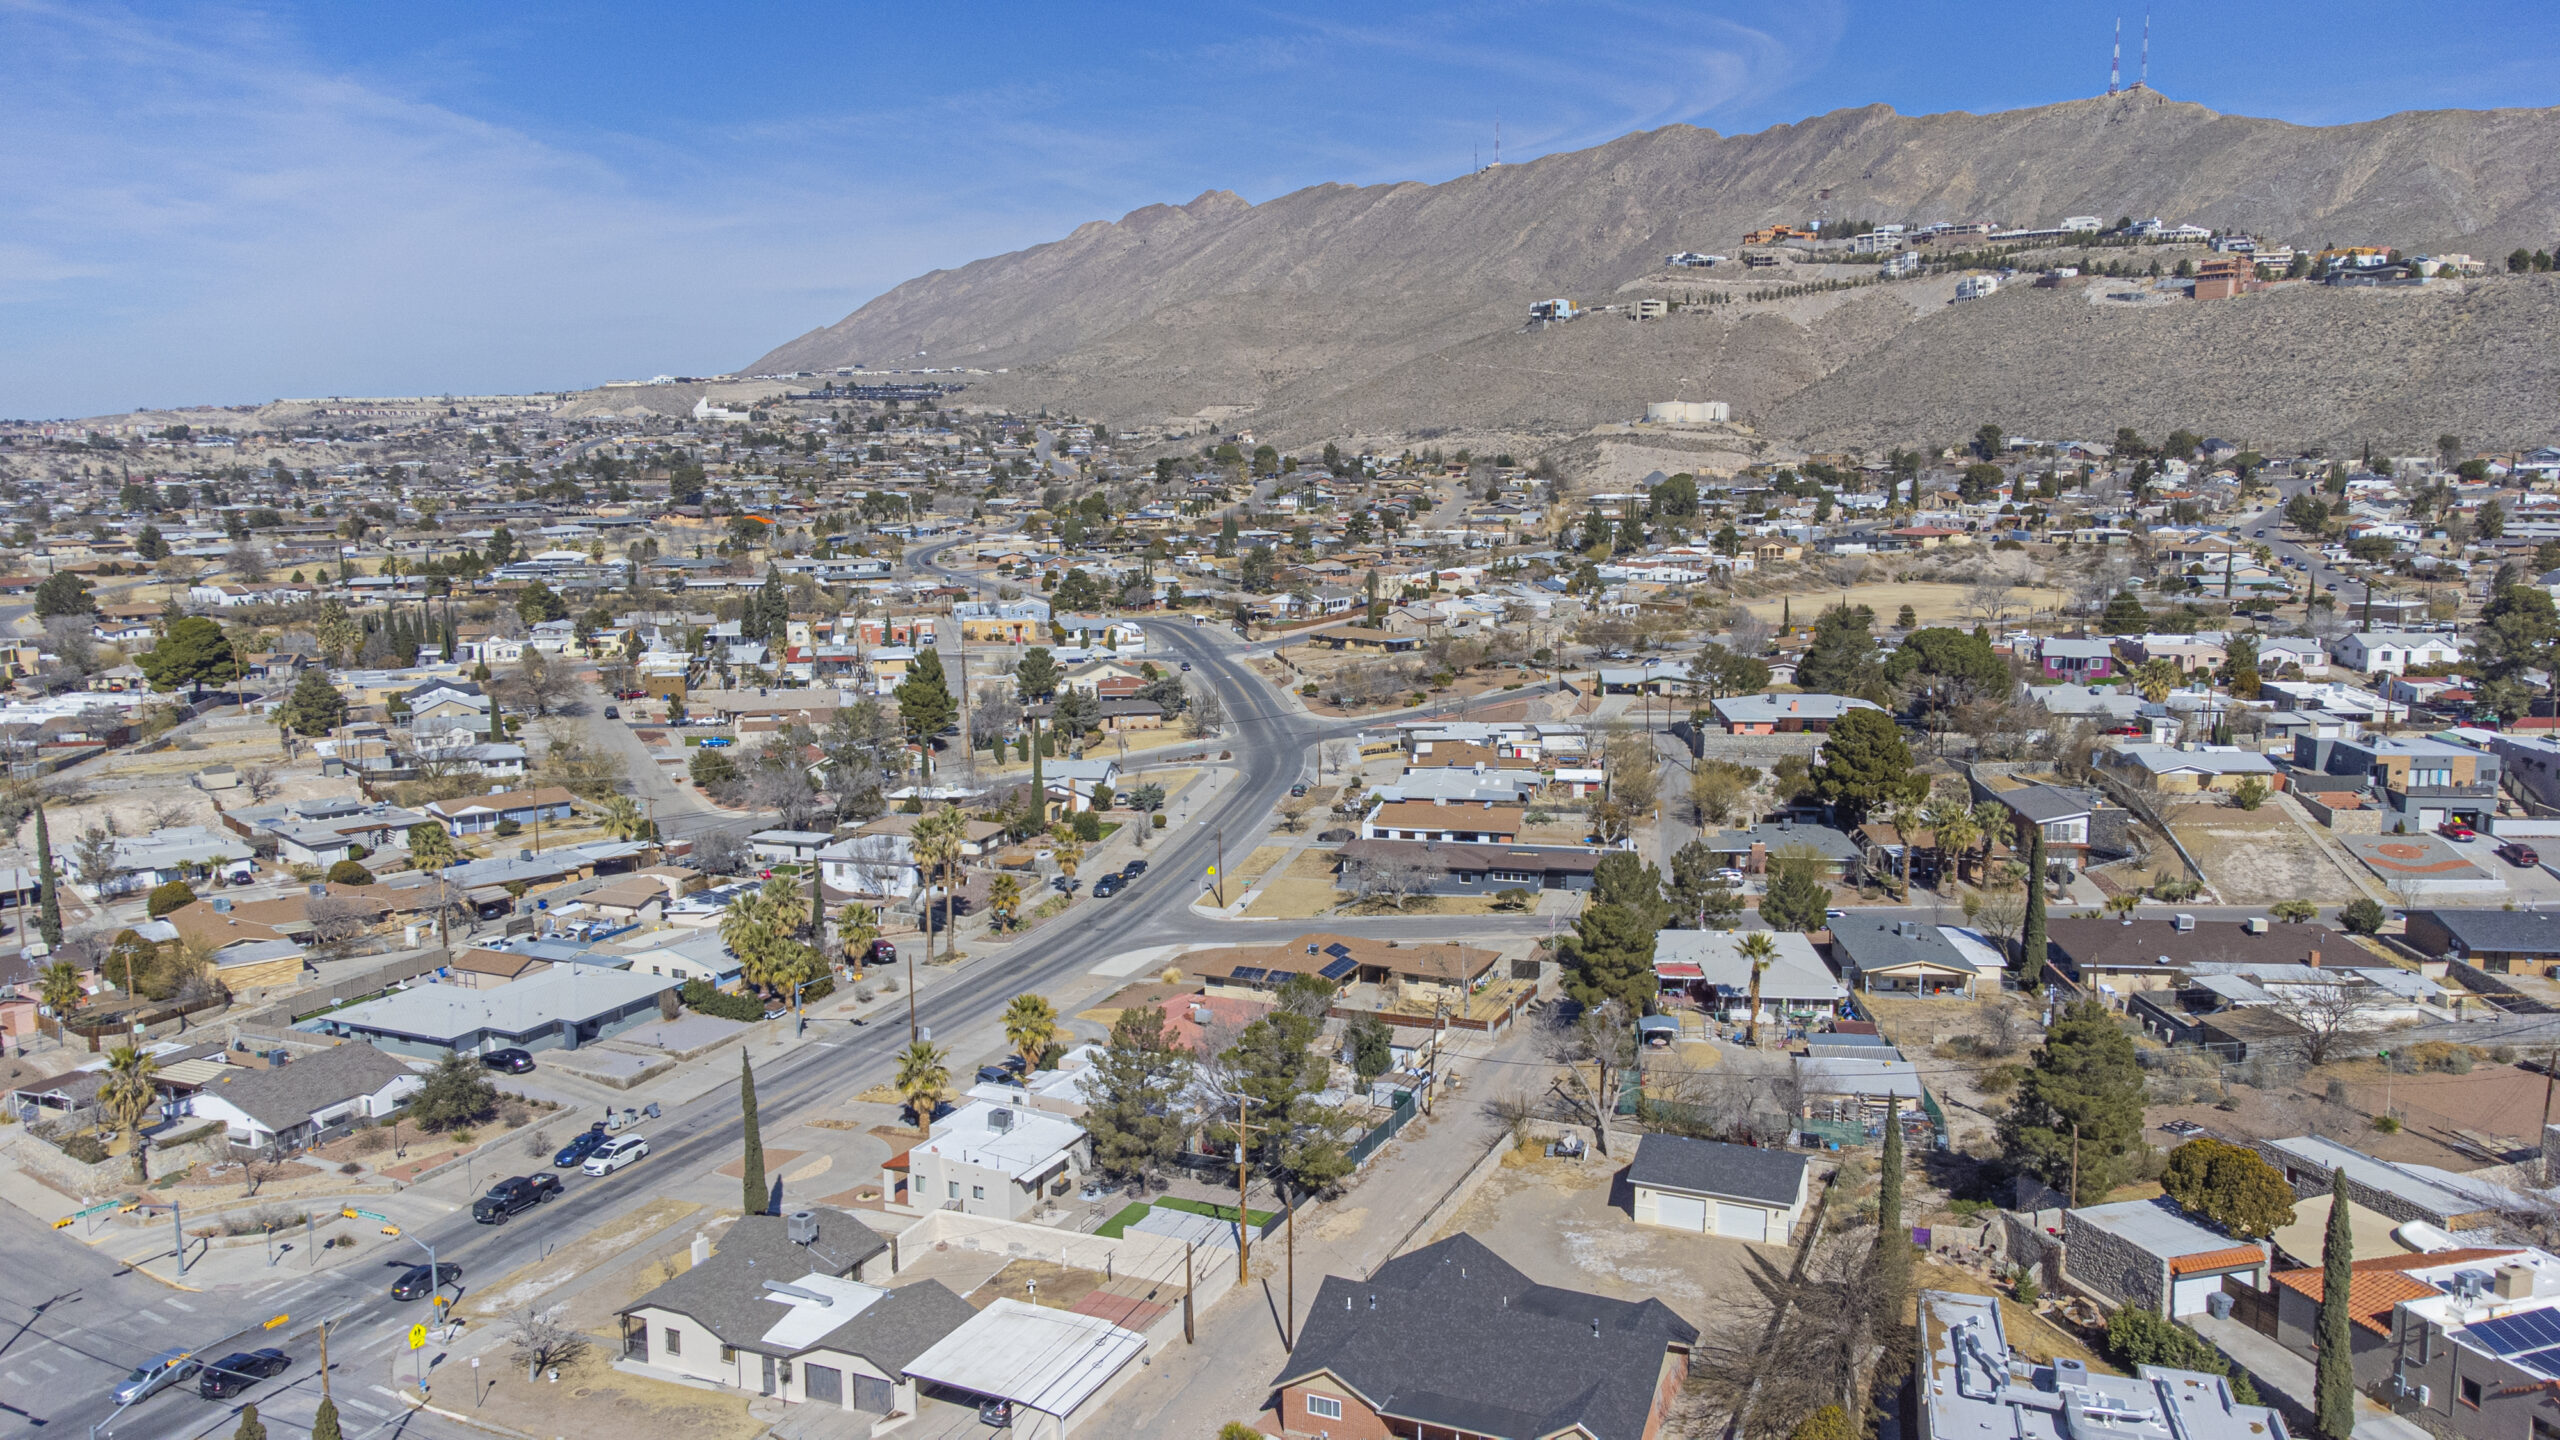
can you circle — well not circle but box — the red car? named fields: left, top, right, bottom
left=2438, top=821, right=2478, bottom=842
left=2498, top=841, right=2540, bottom=868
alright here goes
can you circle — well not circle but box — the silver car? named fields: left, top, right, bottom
left=113, top=1348, right=199, bottom=1406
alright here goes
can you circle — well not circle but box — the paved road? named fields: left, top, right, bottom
left=31, top=597, right=1347, bottom=1439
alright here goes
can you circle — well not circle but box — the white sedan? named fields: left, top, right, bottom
left=582, top=1135, right=650, bottom=1176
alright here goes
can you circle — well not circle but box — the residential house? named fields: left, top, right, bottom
left=1916, top=1290, right=2288, bottom=1440
left=1268, top=1234, right=1696, bottom=1440
left=423, top=785, right=579, bottom=836
left=2404, top=909, right=2560, bottom=977
left=1828, top=917, right=1990, bottom=996
left=57, top=826, right=258, bottom=900
left=1652, top=930, right=1846, bottom=1023
left=619, top=1208, right=973, bottom=1420
left=1709, top=693, right=1887, bottom=735
left=749, top=830, right=834, bottom=865
left=1627, top=1133, right=1811, bottom=1244
left=184, top=1041, right=423, bottom=1150
left=1358, top=800, right=1522, bottom=844
left=1327, top=838, right=1607, bottom=895
left=882, top=1100, right=1088, bottom=1219
left=2044, top=916, right=2285, bottom=997
left=1700, top=820, right=1863, bottom=880
left=311, top=965, right=678, bottom=1059
left=2098, top=745, right=2282, bottom=795
left=2260, top=1245, right=2535, bottom=1429
left=2036, top=637, right=2117, bottom=680
left=2255, top=1134, right=2509, bottom=1231
left=2331, top=631, right=2463, bottom=676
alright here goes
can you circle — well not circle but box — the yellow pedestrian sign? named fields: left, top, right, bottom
left=408, top=1324, right=428, bottom=1350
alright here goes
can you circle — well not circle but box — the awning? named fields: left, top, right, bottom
left=1654, top=962, right=1704, bottom=980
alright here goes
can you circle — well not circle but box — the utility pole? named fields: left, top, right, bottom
left=905, top=941, right=918, bottom=1042
left=1183, top=1242, right=1195, bottom=1343
left=1235, top=1095, right=1256, bottom=1284
left=1285, top=1186, right=1296, bottom=1351
left=2542, top=1046, right=2558, bottom=1183
left=1215, top=828, right=1226, bottom=908
left=2070, top=1121, right=2083, bottom=1207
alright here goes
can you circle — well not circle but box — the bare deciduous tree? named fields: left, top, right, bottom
left=302, top=896, right=372, bottom=959
left=239, top=765, right=282, bottom=805
left=1548, top=1001, right=1637, bottom=1156
left=1183, top=681, right=1226, bottom=738
left=1341, top=852, right=1432, bottom=912
left=505, top=1305, right=589, bottom=1380
left=2266, top=980, right=2389, bottom=1066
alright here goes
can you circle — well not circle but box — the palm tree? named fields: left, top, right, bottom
left=1972, top=801, right=2016, bottom=884
left=597, top=794, right=651, bottom=843
left=985, top=874, right=1023, bottom=933
left=1883, top=800, right=1923, bottom=901
left=38, top=960, right=84, bottom=1018
left=1001, top=993, right=1058, bottom=1071
left=406, top=821, right=458, bottom=870
left=893, top=1039, right=950, bottom=1136
left=1925, top=796, right=1981, bottom=888
left=98, top=1045, right=161, bottom=1181
left=1739, top=932, right=1778, bottom=1049
left=2135, top=657, right=2180, bottom=704
left=837, top=902, right=880, bottom=971
left=912, top=806, right=968, bottom=962
left=1046, top=824, right=1084, bottom=880
left=720, top=889, right=776, bottom=995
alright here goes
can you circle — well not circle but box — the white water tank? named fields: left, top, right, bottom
left=1644, top=400, right=1729, bottom=424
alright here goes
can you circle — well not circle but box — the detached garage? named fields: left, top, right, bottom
left=1628, top=1134, right=1811, bottom=1245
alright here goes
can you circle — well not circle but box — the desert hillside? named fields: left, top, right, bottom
left=752, top=93, right=2560, bottom=451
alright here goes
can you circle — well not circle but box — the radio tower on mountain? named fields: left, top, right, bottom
left=2137, top=13, right=2151, bottom=90
left=2108, top=17, right=2121, bottom=96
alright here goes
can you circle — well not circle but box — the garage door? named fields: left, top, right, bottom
left=803, top=1364, right=843, bottom=1406
left=1654, top=1192, right=1707, bottom=1231
left=2170, top=1274, right=2226, bottom=1316
left=1716, top=1203, right=1770, bottom=1243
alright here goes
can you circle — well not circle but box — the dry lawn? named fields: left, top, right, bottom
left=1736, top=581, right=2069, bottom=627
left=449, top=1343, right=766, bottom=1440
left=1224, top=845, right=1290, bottom=889
left=1237, top=849, right=1344, bottom=918
left=2168, top=801, right=2372, bottom=905
left=1915, top=1260, right=2116, bottom=1373
left=459, top=1196, right=706, bottom=1318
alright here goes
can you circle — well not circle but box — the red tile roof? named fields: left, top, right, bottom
left=2170, top=1245, right=2272, bottom=1276
left=2270, top=1267, right=2444, bottom=1335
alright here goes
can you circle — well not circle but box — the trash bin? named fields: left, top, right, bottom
left=2205, top=1291, right=2234, bottom=1320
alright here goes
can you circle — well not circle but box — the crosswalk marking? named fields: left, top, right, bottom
left=137, top=1309, right=167, bottom=1325
left=164, top=1298, right=193, bottom=1312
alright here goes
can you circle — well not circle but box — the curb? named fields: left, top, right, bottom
left=401, top=1392, right=540, bottom=1439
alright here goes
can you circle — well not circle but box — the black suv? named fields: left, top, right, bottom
left=197, top=1349, right=291, bottom=1399
left=481, top=1048, right=535, bottom=1074
left=1119, top=860, right=1148, bottom=878
left=472, top=1173, right=562, bottom=1223
left=1091, top=874, right=1123, bottom=898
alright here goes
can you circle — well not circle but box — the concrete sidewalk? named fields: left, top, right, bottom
left=2190, top=1311, right=2432, bottom=1440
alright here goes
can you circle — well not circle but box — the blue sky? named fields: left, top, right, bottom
left=4, top=1, right=2554, bottom=419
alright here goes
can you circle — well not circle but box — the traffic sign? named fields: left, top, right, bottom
left=408, top=1324, right=428, bottom=1350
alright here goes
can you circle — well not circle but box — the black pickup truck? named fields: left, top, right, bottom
left=471, top=1173, right=563, bottom=1223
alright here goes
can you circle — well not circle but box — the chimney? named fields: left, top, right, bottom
left=1748, top=841, right=1767, bottom=875
left=2498, top=1264, right=2538, bottom=1301
left=2307, top=949, right=2321, bottom=969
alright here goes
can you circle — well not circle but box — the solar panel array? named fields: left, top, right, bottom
left=1324, top=943, right=1354, bottom=960
left=2465, top=1309, right=2560, bottom=1356
left=2517, top=1347, right=2560, bottom=1380
left=1319, top=956, right=1358, bottom=981
left=1230, top=966, right=1268, bottom=984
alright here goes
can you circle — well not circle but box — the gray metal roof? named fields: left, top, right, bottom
left=194, top=1043, right=415, bottom=1131
left=1275, top=1235, right=1697, bottom=1440
left=2412, top=908, right=2560, bottom=957
left=1829, top=917, right=1983, bottom=978
left=617, top=1209, right=961, bottom=1368
left=1995, top=782, right=2097, bottom=825
left=324, top=966, right=676, bottom=1044
left=1626, top=1133, right=1808, bottom=1206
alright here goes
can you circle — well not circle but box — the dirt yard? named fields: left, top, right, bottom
left=1734, top=581, right=2071, bottom=627
left=1236, top=849, right=1342, bottom=918
left=2168, top=800, right=2371, bottom=905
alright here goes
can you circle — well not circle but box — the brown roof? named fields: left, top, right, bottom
left=449, top=948, right=546, bottom=978
left=1189, top=932, right=1499, bottom=987
left=424, top=785, right=579, bottom=818
left=164, top=901, right=291, bottom=949
left=2169, top=1245, right=2273, bottom=1275
left=1369, top=801, right=1523, bottom=834
left=2046, top=917, right=2283, bottom=975
left=585, top=878, right=668, bottom=911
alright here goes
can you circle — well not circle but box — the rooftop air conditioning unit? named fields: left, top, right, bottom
left=786, top=1209, right=819, bottom=1245
left=989, top=1108, right=1014, bottom=1134
left=2173, top=913, right=2196, bottom=932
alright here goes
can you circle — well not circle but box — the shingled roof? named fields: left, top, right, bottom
left=1276, top=1234, right=1696, bottom=1440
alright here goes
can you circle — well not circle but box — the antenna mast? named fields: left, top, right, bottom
left=2108, top=17, right=2121, bottom=96
left=2138, top=13, right=2150, bottom=90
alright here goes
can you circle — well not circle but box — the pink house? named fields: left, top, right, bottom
left=2039, top=637, right=2117, bottom=680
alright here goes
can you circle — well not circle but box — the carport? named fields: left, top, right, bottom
left=901, top=1299, right=1146, bottom=1439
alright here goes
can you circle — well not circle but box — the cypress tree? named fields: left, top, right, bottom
left=2315, top=1168, right=2357, bottom=1440
left=1876, top=1098, right=1912, bottom=1327
left=34, top=804, right=61, bottom=948
left=740, top=1052, right=767, bottom=1215
left=2020, top=825, right=2048, bottom=988
left=233, top=1404, right=267, bottom=1440
left=310, top=1398, right=341, bottom=1440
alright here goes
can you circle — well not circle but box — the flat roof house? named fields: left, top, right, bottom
left=1268, top=1233, right=1697, bottom=1440
left=883, top=1100, right=1088, bottom=1220
left=1916, top=1290, right=2287, bottom=1440
left=1627, top=1133, right=1811, bottom=1245
left=312, top=965, right=678, bottom=1059
left=1710, top=693, right=1886, bottom=735
left=422, top=784, right=579, bottom=836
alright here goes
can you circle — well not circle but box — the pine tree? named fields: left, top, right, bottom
left=35, top=804, right=61, bottom=948
left=310, top=1398, right=342, bottom=1440
left=2316, top=1169, right=2357, bottom=1440
left=233, top=1403, right=267, bottom=1440
left=2020, top=824, right=2048, bottom=987
left=740, top=1051, right=766, bottom=1215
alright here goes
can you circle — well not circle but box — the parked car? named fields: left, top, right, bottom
left=699, top=736, right=733, bottom=748
left=1179, top=661, right=1192, bottom=671
left=865, top=938, right=898, bottom=969
left=602, top=705, right=620, bottom=719
left=391, top=1263, right=462, bottom=1302
left=1120, top=859, right=1148, bottom=878
left=197, top=1349, right=291, bottom=1399
left=2439, top=821, right=2479, bottom=842
left=472, top=1173, right=562, bottom=1223
left=2499, top=841, right=2541, bottom=868
left=114, top=1349, right=200, bottom=1406
left=1713, top=868, right=1745, bottom=884
left=553, top=1125, right=610, bottom=1168
left=583, top=1134, right=650, bottom=1176
left=481, top=1048, right=535, bottom=1074
left=975, top=1064, right=1017, bottom=1084
left=1289, top=783, right=1308, bottom=797
left=1092, top=875, right=1123, bottom=898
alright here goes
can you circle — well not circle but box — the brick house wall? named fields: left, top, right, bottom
left=1272, top=1376, right=1394, bottom=1440
left=2061, top=1211, right=2169, bottom=1315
